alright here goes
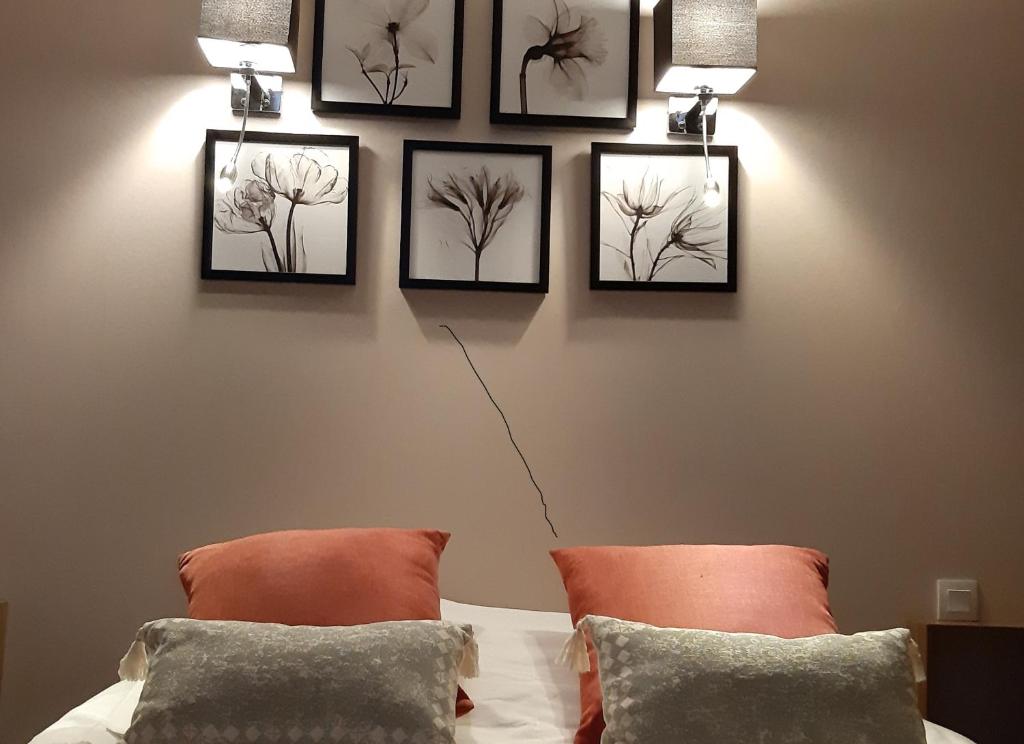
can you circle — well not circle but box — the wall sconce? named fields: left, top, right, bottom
left=653, top=0, right=757, bottom=205
left=198, top=0, right=300, bottom=190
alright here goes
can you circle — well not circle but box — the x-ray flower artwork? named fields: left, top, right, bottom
left=593, top=145, right=737, bottom=291
left=518, top=0, right=608, bottom=114
left=315, top=0, right=461, bottom=116
left=214, top=148, right=349, bottom=274
left=602, top=170, right=724, bottom=282
left=401, top=142, right=550, bottom=292
left=347, top=0, right=440, bottom=105
left=425, top=166, right=526, bottom=281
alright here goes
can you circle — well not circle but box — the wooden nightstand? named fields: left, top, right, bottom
left=912, top=623, right=1024, bottom=743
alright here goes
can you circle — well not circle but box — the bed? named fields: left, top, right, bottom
left=29, top=600, right=975, bottom=744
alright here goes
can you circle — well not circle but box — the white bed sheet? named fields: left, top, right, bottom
left=29, top=600, right=977, bottom=744
left=441, top=600, right=976, bottom=744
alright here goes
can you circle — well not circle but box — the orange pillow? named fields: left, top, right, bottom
left=550, top=544, right=838, bottom=744
left=179, top=528, right=473, bottom=715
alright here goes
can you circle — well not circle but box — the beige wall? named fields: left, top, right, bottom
left=1, top=0, right=1022, bottom=740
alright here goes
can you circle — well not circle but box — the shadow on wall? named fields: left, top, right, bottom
left=195, top=275, right=375, bottom=327
left=194, top=147, right=381, bottom=340
left=563, top=151, right=744, bottom=331
left=402, top=290, right=544, bottom=345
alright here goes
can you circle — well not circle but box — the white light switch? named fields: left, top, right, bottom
left=937, top=579, right=979, bottom=622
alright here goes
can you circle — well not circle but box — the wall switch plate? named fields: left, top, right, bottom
left=937, top=579, right=980, bottom=622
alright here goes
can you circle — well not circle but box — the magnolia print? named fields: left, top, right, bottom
left=347, top=0, right=440, bottom=105
left=316, top=0, right=460, bottom=114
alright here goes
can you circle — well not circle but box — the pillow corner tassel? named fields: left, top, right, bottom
left=118, top=639, right=149, bottom=682
left=458, top=634, right=480, bottom=679
left=908, top=638, right=927, bottom=684
left=557, top=623, right=591, bottom=674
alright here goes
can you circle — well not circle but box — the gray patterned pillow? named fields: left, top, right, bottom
left=577, top=615, right=926, bottom=744
left=118, top=618, right=477, bottom=744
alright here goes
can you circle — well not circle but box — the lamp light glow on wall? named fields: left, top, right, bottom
left=653, top=0, right=757, bottom=206
left=198, top=0, right=300, bottom=191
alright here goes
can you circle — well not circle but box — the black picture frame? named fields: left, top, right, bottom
left=590, top=142, right=739, bottom=292
left=490, top=0, right=639, bottom=130
left=312, top=0, right=465, bottom=120
left=202, top=129, right=359, bottom=285
left=400, top=140, right=552, bottom=294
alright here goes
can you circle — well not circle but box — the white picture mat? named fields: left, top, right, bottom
left=499, top=0, right=632, bottom=118
left=320, top=0, right=457, bottom=107
left=211, top=141, right=351, bottom=275
left=598, top=153, right=730, bottom=283
left=408, top=150, right=544, bottom=283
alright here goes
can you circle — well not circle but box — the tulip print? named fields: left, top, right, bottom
left=348, top=0, right=439, bottom=105
left=519, top=0, right=608, bottom=114
left=250, top=149, right=349, bottom=273
left=426, top=167, right=526, bottom=281
left=215, top=180, right=284, bottom=272
left=214, top=149, right=349, bottom=274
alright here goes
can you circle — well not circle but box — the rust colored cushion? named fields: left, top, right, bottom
left=179, top=527, right=473, bottom=716
left=550, top=544, right=839, bottom=744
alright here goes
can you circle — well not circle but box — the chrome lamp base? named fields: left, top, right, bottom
left=667, top=94, right=718, bottom=137
left=230, top=72, right=283, bottom=116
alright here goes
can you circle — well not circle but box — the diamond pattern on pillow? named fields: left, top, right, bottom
left=123, top=619, right=471, bottom=744
left=584, top=615, right=927, bottom=744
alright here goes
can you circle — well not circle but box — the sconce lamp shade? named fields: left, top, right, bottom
left=653, top=0, right=758, bottom=95
left=198, top=0, right=300, bottom=74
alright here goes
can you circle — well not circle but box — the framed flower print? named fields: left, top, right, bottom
left=591, top=142, right=738, bottom=292
left=400, top=140, right=552, bottom=293
left=313, top=0, right=465, bottom=119
left=202, top=130, right=359, bottom=285
left=490, top=0, right=639, bottom=129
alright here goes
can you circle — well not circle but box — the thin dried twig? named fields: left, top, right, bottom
left=440, top=324, right=559, bottom=539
